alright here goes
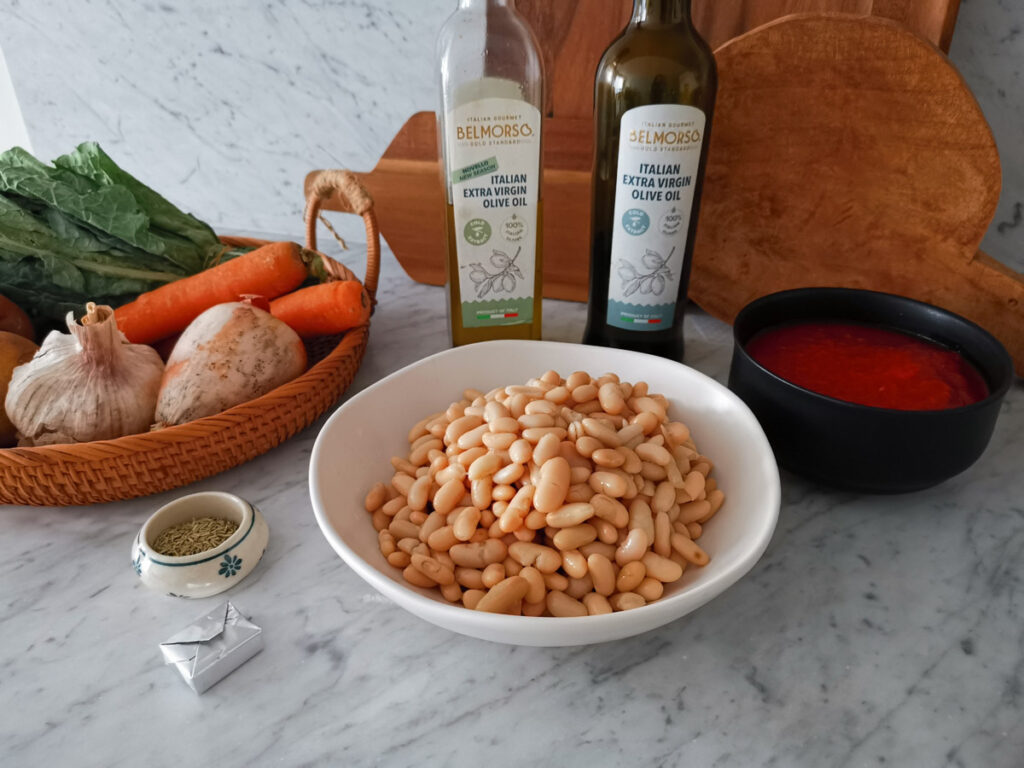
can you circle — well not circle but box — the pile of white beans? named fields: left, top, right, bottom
left=363, top=370, right=724, bottom=617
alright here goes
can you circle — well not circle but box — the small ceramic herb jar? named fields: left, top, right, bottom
left=132, top=492, right=269, bottom=598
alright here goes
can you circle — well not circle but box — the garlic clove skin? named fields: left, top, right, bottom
left=4, top=303, right=164, bottom=446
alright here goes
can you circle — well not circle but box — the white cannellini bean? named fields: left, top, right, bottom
left=369, top=373, right=723, bottom=614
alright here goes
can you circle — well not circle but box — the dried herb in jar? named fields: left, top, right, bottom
left=152, top=517, right=238, bottom=557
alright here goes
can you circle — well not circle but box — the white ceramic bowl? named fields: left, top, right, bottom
left=310, top=340, right=780, bottom=646
left=132, top=492, right=269, bottom=598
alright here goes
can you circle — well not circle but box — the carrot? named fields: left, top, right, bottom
left=269, top=281, right=370, bottom=338
left=114, top=242, right=308, bottom=344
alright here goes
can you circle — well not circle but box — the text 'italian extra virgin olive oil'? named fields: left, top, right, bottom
left=583, top=0, right=716, bottom=360
left=437, top=0, right=544, bottom=346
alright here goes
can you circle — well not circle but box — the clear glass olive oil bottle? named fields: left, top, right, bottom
left=582, top=0, right=716, bottom=360
left=437, top=0, right=544, bottom=346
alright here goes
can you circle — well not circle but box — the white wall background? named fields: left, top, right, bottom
left=1, top=0, right=1021, bottom=271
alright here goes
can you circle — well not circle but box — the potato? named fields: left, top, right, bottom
left=155, top=302, right=306, bottom=426
left=0, top=294, right=34, bottom=342
left=0, top=331, right=40, bottom=446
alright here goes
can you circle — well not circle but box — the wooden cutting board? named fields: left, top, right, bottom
left=689, top=13, right=1021, bottom=374
left=468, top=0, right=961, bottom=120
left=691, top=0, right=961, bottom=51
left=308, top=1, right=964, bottom=290
left=306, top=3, right=1024, bottom=372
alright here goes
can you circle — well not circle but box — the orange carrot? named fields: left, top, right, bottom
left=114, top=242, right=308, bottom=344
left=269, top=281, right=370, bottom=338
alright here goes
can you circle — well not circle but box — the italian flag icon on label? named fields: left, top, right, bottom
left=607, top=299, right=675, bottom=331
left=620, top=315, right=661, bottom=324
left=462, top=297, right=532, bottom=328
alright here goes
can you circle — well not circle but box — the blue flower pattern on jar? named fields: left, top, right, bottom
left=219, top=554, right=243, bottom=578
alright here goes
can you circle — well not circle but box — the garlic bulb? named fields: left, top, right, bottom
left=5, top=302, right=164, bottom=446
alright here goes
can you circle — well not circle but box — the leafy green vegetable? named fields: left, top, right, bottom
left=0, top=143, right=241, bottom=333
left=0, top=248, right=151, bottom=330
left=54, top=143, right=223, bottom=271
left=0, top=194, right=183, bottom=278
left=0, top=147, right=170, bottom=257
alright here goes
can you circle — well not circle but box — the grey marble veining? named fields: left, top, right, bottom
left=1, top=0, right=1022, bottom=271
left=949, top=0, right=1024, bottom=264
left=1, top=2, right=1023, bottom=764
left=1, top=0, right=453, bottom=245
left=1, top=240, right=1022, bottom=767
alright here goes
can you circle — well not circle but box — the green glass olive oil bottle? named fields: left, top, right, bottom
left=582, top=0, right=716, bottom=360
left=437, top=0, right=544, bottom=346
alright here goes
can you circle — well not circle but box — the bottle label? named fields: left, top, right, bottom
left=605, top=104, right=705, bottom=331
left=446, top=97, right=541, bottom=328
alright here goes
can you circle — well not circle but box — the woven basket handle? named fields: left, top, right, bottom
left=303, top=169, right=380, bottom=303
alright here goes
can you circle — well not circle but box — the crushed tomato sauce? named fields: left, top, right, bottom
left=745, top=321, right=988, bottom=411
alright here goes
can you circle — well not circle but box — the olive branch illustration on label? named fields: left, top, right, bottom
left=466, top=246, right=523, bottom=299
left=617, top=246, right=676, bottom=297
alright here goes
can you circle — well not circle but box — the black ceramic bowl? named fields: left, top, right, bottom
left=728, top=288, right=1014, bottom=493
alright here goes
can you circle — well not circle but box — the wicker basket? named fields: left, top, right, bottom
left=0, top=170, right=379, bottom=507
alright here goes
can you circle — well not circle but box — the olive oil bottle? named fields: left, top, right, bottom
left=437, top=0, right=544, bottom=346
left=582, top=0, right=716, bottom=360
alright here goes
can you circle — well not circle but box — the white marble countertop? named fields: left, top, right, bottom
left=2, top=241, right=1022, bottom=767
